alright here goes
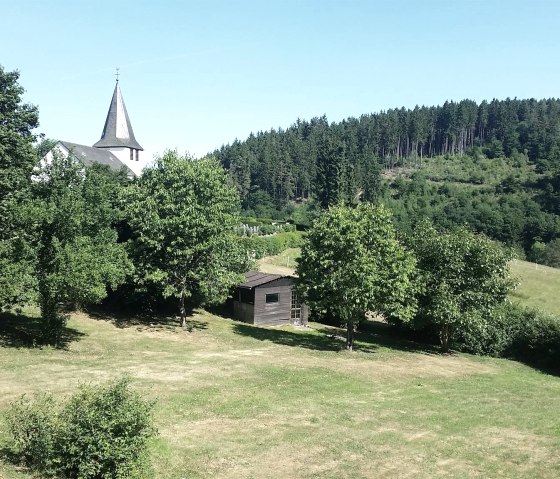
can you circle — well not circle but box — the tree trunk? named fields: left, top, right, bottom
left=180, top=292, right=187, bottom=328
left=346, top=320, right=354, bottom=351
left=439, top=324, right=450, bottom=353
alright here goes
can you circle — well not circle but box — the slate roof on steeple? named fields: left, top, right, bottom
left=93, top=81, right=143, bottom=151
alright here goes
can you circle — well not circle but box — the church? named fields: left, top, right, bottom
left=44, top=78, right=144, bottom=178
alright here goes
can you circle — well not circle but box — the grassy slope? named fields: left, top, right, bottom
left=258, top=247, right=299, bottom=274
left=0, top=310, right=559, bottom=479
left=510, top=260, right=560, bottom=315
left=260, top=251, right=560, bottom=316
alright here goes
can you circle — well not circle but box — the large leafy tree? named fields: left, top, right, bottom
left=0, top=66, right=39, bottom=310
left=126, top=151, right=250, bottom=327
left=406, top=220, right=515, bottom=352
left=296, top=203, right=417, bottom=350
left=33, top=156, right=132, bottom=342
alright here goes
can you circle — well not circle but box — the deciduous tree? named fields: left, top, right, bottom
left=0, top=65, right=39, bottom=310
left=296, top=203, right=416, bottom=350
left=406, top=220, right=515, bottom=352
left=126, top=151, right=251, bottom=327
left=33, top=157, right=132, bottom=342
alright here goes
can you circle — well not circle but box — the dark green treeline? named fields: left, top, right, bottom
left=213, top=98, right=560, bottom=209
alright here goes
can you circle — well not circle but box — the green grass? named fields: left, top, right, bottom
left=259, top=247, right=300, bottom=271
left=510, top=260, right=560, bottom=315
left=0, top=310, right=559, bottom=478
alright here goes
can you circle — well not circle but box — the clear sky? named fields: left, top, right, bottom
left=2, top=0, right=559, bottom=165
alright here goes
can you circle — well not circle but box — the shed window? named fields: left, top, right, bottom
left=265, top=293, right=279, bottom=303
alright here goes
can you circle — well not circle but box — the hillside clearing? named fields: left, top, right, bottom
left=509, top=260, right=560, bottom=315
left=260, top=250, right=560, bottom=317
left=0, top=310, right=559, bottom=478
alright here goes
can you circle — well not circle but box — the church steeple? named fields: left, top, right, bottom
left=93, top=80, right=143, bottom=151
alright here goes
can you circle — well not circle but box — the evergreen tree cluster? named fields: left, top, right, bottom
left=214, top=98, right=560, bottom=254
left=214, top=98, right=560, bottom=205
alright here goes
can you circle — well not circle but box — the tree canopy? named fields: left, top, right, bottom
left=404, top=219, right=515, bottom=351
left=296, top=203, right=416, bottom=350
left=126, top=151, right=251, bottom=326
left=0, top=65, right=40, bottom=310
left=33, top=156, right=132, bottom=342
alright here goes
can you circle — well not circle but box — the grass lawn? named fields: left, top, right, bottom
left=509, top=260, right=560, bottom=315
left=0, top=310, right=559, bottom=478
left=258, top=247, right=300, bottom=275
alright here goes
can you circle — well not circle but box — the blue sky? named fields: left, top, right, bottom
left=2, top=0, right=560, bottom=163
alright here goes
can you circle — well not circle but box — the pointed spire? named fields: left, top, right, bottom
left=93, top=80, right=143, bottom=150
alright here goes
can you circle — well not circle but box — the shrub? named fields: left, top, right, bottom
left=453, top=304, right=523, bottom=357
left=6, top=393, right=59, bottom=475
left=455, top=302, right=560, bottom=370
left=6, top=377, right=157, bottom=479
left=507, top=306, right=560, bottom=369
left=240, top=231, right=303, bottom=259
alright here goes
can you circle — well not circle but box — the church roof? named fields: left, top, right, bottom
left=92, top=82, right=143, bottom=151
left=59, top=141, right=136, bottom=177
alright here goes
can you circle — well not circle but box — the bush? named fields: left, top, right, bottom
left=6, top=377, right=157, bottom=479
left=240, top=231, right=303, bottom=259
left=507, top=306, right=560, bottom=369
left=6, top=393, right=59, bottom=475
left=455, top=302, right=560, bottom=370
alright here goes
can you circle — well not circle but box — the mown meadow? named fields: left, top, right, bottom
left=1, top=262, right=559, bottom=479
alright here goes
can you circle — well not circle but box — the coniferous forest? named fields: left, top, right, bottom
left=213, top=98, right=560, bottom=259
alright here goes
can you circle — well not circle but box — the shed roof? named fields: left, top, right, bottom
left=92, top=81, right=143, bottom=151
left=59, top=141, right=136, bottom=177
left=238, top=271, right=289, bottom=289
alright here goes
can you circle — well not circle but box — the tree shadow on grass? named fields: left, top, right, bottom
left=0, top=312, right=85, bottom=349
left=232, top=322, right=343, bottom=351
left=85, top=306, right=208, bottom=333
left=232, top=319, right=442, bottom=355
left=355, top=320, right=442, bottom=355
left=0, top=446, right=25, bottom=474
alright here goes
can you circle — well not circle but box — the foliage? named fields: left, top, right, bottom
left=33, top=157, right=132, bottom=343
left=215, top=99, right=560, bottom=257
left=0, top=65, right=39, bottom=310
left=296, top=203, right=416, bottom=350
left=383, top=165, right=560, bottom=254
left=240, top=231, right=303, bottom=259
left=453, top=302, right=560, bottom=369
left=215, top=97, right=560, bottom=218
left=6, top=393, right=58, bottom=474
left=6, top=377, right=156, bottom=479
left=529, top=238, right=560, bottom=268
left=404, top=220, right=515, bottom=351
left=126, top=151, right=251, bottom=326
left=507, top=305, right=560, bottom=370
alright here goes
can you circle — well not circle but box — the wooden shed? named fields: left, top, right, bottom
left=233, top=272, right=308, bottom=326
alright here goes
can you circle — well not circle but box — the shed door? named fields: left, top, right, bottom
left=291, top=290, right=302, bottom=325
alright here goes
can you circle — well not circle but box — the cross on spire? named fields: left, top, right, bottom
left=115, top=67, right=120, bottom=83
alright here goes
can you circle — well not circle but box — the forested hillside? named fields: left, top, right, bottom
left=213, top=98, right=560, bottom=256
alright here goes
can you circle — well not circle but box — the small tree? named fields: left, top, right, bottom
left=126, top=151, right=251, bottom=327
left=296, top=203, right=416, bottom=350
left=406, top=219, right=515, bottom=352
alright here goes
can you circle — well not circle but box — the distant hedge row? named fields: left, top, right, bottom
left=240, top=231, right=303, bottom=259
left=456, top=303, right=560, bottom=370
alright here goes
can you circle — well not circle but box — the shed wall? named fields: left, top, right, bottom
left=233, top=301, right=255, bottom=324
left=254, top=284, right=293, bottom=326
